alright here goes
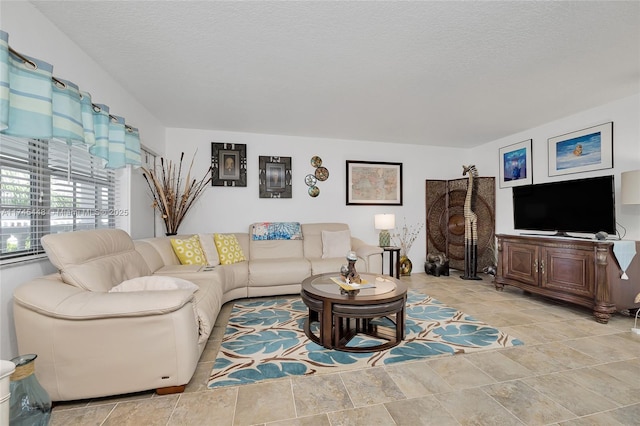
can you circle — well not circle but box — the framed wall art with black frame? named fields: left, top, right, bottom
left=211, top=142, right=247, bottom=187
left=259, top=156, right=292, bottom=198
left=498, top=139, right=533, bottom=188
left=346, top=160, right=402, bottom=205
left=548, top=122, right=613, bottom=177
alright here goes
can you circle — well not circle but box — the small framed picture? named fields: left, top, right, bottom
left=259, top=156, right=292, bottom=198
left=211, top=142, right=247, bottom=186
left=346, top=160, right=402, bottom=205
left=499, top=139, right=533, bottom=188
left=548, top=122, right=613, bottom=177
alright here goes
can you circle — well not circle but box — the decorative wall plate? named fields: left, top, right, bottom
left=310, top=156, right=322, bottom=168
left=308, top=186, right=320, bottom=197
left=305, top=174, right=317, bottom=186
left=315, top=166, right=329, bottom=181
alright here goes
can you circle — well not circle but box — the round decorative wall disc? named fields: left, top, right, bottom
left=308, top=186, right=320, bottom=197
left=315, top=166, right=329, bottom=181
left=310, top=156, right=322, bottom=168
left=305, top=174, right=317, bottom=187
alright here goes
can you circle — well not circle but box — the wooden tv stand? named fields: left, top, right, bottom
left=495, top=234, right=639, bottom=324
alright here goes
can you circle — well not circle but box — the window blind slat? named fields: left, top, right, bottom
left=0, top=136, right=117, bottom=260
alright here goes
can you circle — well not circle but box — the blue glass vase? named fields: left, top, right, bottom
left=9, top=354, right=51, bottom=426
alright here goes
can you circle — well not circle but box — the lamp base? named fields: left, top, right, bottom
left=379, top=230, right=390, bottom=247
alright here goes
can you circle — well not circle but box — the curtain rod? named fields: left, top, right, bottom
left=8, top=45, right=135, bottom=132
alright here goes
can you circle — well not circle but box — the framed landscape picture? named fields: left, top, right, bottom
left=211, top=142, right=247, bottom=186
left=548, top=122, right=613, bottom=177
left=499, top=139, right=533, bottom=188
left=259, top=156, right=292, bottom=198
left=346, top=160, right=402, bottom=205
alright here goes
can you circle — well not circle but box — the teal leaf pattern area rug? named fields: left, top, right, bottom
left=207, top=290, right=523, bottom=388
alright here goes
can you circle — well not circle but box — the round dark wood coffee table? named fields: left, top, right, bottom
left=301, top=273, right=407, bottom=352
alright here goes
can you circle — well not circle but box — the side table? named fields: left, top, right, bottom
left=381, top=246, right=401, bottom=279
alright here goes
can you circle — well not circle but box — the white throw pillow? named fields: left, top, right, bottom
left=321, top=229, right=351, bottom=259
left=109, top=276, right=199, bottom=293
left=198, top=233, right=220, bottom=266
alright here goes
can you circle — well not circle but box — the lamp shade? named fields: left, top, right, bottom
left=622, top=170, right=640, bottom=205
left=374, top=214, right=395, bottom=230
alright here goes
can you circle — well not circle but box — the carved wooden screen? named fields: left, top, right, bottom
left=425, top=177, right=495, bottom=272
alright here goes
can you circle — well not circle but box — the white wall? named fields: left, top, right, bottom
left=470, top=93, right=640, bottom=240
left=164, top=127, right=469, bottom=262
left=0, top=2, right=165, bottom=359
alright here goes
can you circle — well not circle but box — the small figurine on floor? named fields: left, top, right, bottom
left=424, top=252, right=450, bottom=277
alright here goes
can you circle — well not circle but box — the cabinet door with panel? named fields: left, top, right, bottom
left=501, top=239, right=539, bottom=287
left=541, top=246, right=595, bottom=298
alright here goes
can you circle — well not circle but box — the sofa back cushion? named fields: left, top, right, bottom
left=134, top=240, right=168, bottom=272
left=198, top=233, right=220, bottom=266
left=41, top=229, right=152, bottom=292
left=135, top=236, right=183, bottom=269
left=302, top=223, right=351, bottom=259
left=248, top=223, right=303, bottom=260
left=250, top=239, right=304, bottom=260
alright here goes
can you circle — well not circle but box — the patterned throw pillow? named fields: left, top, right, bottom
left=170, top=235, right=207, bottom=265
left=214, top=233, right=247, bottom=265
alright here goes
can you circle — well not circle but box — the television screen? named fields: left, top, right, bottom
left=512, top=175, right=616, bottom=236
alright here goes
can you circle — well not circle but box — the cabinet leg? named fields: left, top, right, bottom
left=593, top=302, right=615, bottom=324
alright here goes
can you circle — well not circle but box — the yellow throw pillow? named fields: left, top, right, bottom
left=170, top=235, right=207, bottom=265
left=214, top=233, right=246, bottom=265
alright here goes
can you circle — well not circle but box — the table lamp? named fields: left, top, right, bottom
left=374, top=214, right=395, bottom=247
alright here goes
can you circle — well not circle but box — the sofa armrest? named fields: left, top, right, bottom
left=350, top=237, right=383, bottom=273
left=351, top=237, right=383, bottom=257
left=13, top=277, right=201, bottom=401
left=13, top=278, right=194, bottom=320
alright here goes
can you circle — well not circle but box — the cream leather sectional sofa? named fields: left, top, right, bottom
left=12, top=223, right=382, bottom=401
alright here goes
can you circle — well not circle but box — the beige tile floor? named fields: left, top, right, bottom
left=50, top=273, right=640, bottom=425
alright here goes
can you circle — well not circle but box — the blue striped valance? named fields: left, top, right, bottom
left=0, top=30, right=141, bottom=169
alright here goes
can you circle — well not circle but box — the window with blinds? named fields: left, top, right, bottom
left=0, top=136, right=116, bottom=262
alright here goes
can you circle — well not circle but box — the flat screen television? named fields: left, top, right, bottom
left=512, top=175, right=616, bottom=236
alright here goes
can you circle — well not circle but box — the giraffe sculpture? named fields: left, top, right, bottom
left=461, top=164, right=482, bottom=280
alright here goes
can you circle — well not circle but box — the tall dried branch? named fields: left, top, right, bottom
left=141, top=151, right=212, bottom=235
left=392, top=217, right=425, bottom=257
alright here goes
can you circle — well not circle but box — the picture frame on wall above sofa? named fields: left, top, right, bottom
left=259, top=156, right=292, bottom=198
left=346, top=160, right=402, bottom=205
left=211, top=142, right=247, bottom=186
left=548, top=122, right=613, bottom=177
left=499, top=139, right=533, bottom=188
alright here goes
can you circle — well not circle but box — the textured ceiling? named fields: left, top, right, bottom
left=30, top=1, right=640, bottom=148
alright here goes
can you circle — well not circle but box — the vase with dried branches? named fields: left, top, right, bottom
left=141, top=152, right=212, bottom=235
left=392, top=218, right=425, bottom=276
